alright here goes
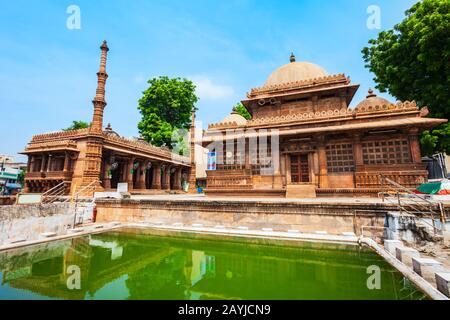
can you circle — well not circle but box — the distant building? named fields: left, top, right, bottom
left=0, top=158, right=23, bottom=195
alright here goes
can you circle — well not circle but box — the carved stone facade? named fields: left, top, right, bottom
left=21, top=42, right=192, bottom=195
left=202, top=54, right=447, bottom=197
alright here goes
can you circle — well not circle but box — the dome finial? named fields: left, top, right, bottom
left=290, top=52, right=296, bottom=63
left=367, top=88, right=376, bottom=98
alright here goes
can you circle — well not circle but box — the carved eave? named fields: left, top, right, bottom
left=103, top=135, right=190, bottom=167
left=30, top=128, right=90, bottom=143
left=207, top=121, right=246, bottom=130
left=246, top=73, right=352, bottom=97
left=201, top=117, right=447, bottom=145
left=244, top=100, right=422, bottom=129
left=203, top=100, right=443, bottom=143
left=21, top=140, right=80, bottom=154
left=242, top=76, right=359, bottom=115
left=353, top=100, right=420, bottom=116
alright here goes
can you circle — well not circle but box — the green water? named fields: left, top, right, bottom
left=0, top=228, right=427, bottom=300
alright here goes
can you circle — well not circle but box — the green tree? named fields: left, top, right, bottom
left=234, top=102, right=252, bottom=120
left=138, top=76, right=198, bottom=149
left=17, top=169, right=25, bottom=186
left=362, top=0, right=450, bottom=155
left=62, top=120, right=90, bottom=131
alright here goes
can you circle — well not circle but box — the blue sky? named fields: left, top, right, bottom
left=0, top=0, right=418, bottom=161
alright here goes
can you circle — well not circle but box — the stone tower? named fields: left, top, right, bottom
left=71, top=41, right=109, bottom=194
left=187, top=110, right=197, bottom=192
left=91, top=40, right=109, bottom=134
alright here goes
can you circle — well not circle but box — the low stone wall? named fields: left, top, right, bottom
left=0, top=203, right=74, bottom=245
left=95, top=199, right=391, bottom=236
left=0, top=196, right=16, bottom=206
left=386, top=212, right=444, bottom=244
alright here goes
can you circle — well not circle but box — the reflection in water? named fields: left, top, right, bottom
left=0, top=228, right=428, bottom=300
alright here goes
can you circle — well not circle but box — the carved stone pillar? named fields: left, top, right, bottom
left=173, top=167, right=182, bottom=190
left=286, top=155, right=291, bottom=184
left=46, top=155, right=52, bottom=172
left=137, top=161, right=147, bottom=190
left=167, top=167, right=172, bottom=190
left=127, top=158, right=135, bottom=191
left=353, top=134, right=364, bottom=166
left=162, top=165, right=170, bottom=190
left=280, top=153, right=287, bottom=186
left=408, top=129, right=422, bottom=164
left=245, top=138, right=250, bottom=170
left=161, top=165, right=167, bottom=190
left=272, top=151, right=283, bottom=188
left=152, top=163, right=162, bottom=190
left=103, top=161, right=112, bottom=190
left=40, top=154, right=47, bottom=173
left=317, top=136, right=329, bottom=189
left=63, top=152, right=70, bottom=172
left=27, top=156, right=33, bottom=173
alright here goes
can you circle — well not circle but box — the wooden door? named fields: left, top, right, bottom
left=290, top=154, right=310, bottom=183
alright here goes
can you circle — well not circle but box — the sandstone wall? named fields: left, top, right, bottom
left=0, top=204, right=75, bottom=246
left=96, top=199, right=389, bottom=236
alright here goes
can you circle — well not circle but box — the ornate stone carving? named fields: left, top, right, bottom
left=248, top=73, right=349, bottom=97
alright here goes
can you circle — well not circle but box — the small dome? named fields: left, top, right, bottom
left=265, top=53, right=328, bottom=87
left=356, top=89, right=392, bottom=109
left=221, top=109, right=247, bottom=126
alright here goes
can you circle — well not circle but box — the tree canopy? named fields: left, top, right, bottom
left=62, top=120, right=90, bottom=131
left=362, top=0, right=450, bottom=155
left=234, top=102, right=252, bottom=120
left=137, top=76, right=198, bottom=149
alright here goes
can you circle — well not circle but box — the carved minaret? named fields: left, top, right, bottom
left=90, top=40, right=109, bottom=134
left=187, top=110, right=197, bottom=193
left=71, top=41, right=109, bottom=194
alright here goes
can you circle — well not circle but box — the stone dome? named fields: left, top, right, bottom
left=356, top=89, right=392, bottom=109
left=264, top=53, right=328, bottom=87
left=221, top=109, right=247, bottom=126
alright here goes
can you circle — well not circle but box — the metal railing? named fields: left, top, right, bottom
left=69, top=180, right=101, bottom=227
left=378, top=175, right=446, bottom=235
left=41, top=181, right=71, bottom=204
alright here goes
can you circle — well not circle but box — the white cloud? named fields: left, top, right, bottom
left=190, top=75, right=234, bottom=100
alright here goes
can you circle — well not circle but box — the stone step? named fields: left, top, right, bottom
left=384, top=240, right=403, bottom=255
left=395, top=247, right=420, bottom=267
left=435, top=272, right=450, bottom=298
left=412, top=257, right=444, bottom=283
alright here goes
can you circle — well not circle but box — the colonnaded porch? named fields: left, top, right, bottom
left=22, top=141, right=192, bottom=194
left=101, top=151, right=190, bottom=193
